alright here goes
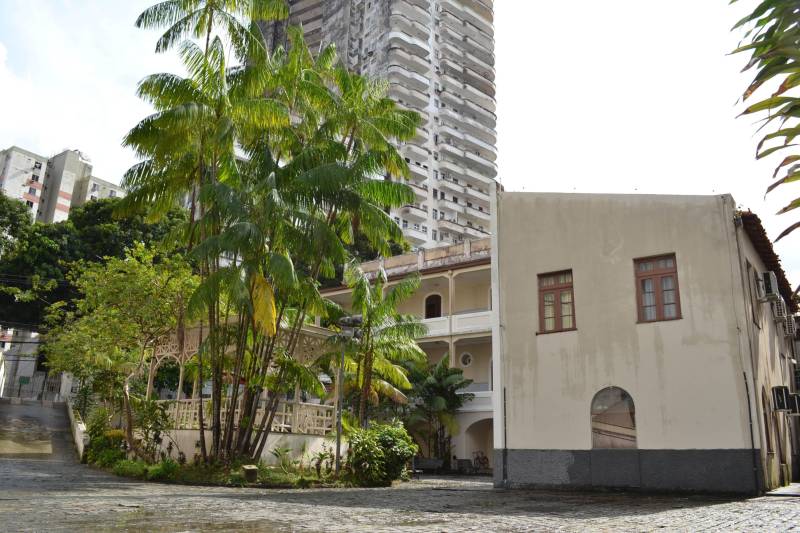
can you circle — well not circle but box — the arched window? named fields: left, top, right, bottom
left=425, top=294, right=442, bottom=319
left=591, top=387, right=637, bottom=449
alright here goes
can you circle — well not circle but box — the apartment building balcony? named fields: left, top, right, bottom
left=400, top=0, right=430, bottom=10
left=404, top=226, right=429, bottom=245
left=440, top=0, right=493, bottom=36
left=390, top=0, right=430, bottom=27
left=440, top=75, right=495, bottom=114
left=439, top=158, right=494, bottom=190
left=463, top=184, right=490, bottom=203
left=437, top=177, right=465, bottom=195
left=403, top=142, right=430, bottom=163
left=439, top=143, right=497, bottom=178
left=439, top=10, right=493, bottom=52
left=459, top=0, right=493, bottom=25
left=389, top=46, right=430, bottom=76
left=390, top=83, right=430, bottom=109
left=439, top=42, right=495, bottom=82
left=388, top=30, right=430, bottom=58
left=439, top=198, right=465, bottom=214
left=440, top=108, right=496, bottom=146
left=439, top=125, right=497, bottom=161
left=439, top=218, right=488, bottom=239
left=412, top=125, right=429, bottom=145
left=441, top=93, right=496, bottom=130
left=439, top=25, right=494, bottom=67
left=402, top=204, right=428, bottom=221
left=462, top=204, right=490, bottom=223
left=405, top=180, right=429, bottom=201
left=390, top=13, right=430, bottom=42
left=388, top=64, right=430, bottom=93
left=408, top=162, right=429, bottom=181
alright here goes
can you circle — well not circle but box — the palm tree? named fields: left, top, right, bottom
left=135, top=0, right=288, bottom=60
left=405, top=356, right=473, bottom=465
left=343, top=262, right=427, bottom=427
left=733, top=1, right=800, bottom=240
left=123, top=1, right=423, bottom=461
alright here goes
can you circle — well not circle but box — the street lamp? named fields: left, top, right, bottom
left=335, top=315, right=362, bottom=477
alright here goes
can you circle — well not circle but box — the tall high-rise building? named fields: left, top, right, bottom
left=261, top=0, right=497, bottom=249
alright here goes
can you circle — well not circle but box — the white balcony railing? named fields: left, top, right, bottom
left=453, top=310, right=491, bottom=334
left=421, top=310, right=491, bottom=337
left=458, top=390, right=492, bottom=412
left=161, top=398, right=334, bottom=436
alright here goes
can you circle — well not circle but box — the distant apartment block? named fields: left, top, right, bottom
left=0, top=146, right=49, bottom=220
left=261, top=0, right=498, bottom=249
left=71, top=175, right=124, bottom=207
left=0, top=145, right=125, bottom=223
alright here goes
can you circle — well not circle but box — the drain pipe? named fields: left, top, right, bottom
left=731, top=209, right=761, bottom=495
left=502, top=386, right=508, bottom=487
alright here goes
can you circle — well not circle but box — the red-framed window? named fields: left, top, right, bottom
left=634, top=254, right=681, bottom=323
left=538, top=270, right=575, bottom=333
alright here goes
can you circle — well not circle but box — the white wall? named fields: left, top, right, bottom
left=496, top=193, right=759, bottom=451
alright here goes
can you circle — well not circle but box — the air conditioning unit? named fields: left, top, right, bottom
left=773, top=299, right=788, bottom=322
left=784, top=315, right=797, bottom=337
left=761, top=271, right=780, bottom=302
left=789, top=393, right=800, bottom=417
left=772, top=386, right=791, bottom=412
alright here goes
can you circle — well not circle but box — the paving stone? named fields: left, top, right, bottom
left=1, top=403, right=798, bottom=532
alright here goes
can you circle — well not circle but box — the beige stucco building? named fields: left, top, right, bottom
left=493, top=192, right=799, bottom=494
left=322, top=237, right=496, bottom=467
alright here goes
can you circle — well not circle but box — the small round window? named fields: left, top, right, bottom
left=460, top=352, right=473, bottom=367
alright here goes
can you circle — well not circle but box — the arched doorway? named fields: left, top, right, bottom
left=425, top=294, right=442, bottom=319
left=464, top=417, right=493, bottom=470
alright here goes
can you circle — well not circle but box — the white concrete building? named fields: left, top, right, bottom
left=261, top=0, right=497, bottom=249
left=323, top=237, right=495, bottom=468
left=1, top=146, right=125, bottom=223
left=493, top=192, right=799, bottom=494
left=71, top=175, right=125, bottom=207
left=0, top=146, right=49, bottom=220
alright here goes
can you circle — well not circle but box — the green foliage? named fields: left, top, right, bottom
left=405, top=357, right=473, bottom=465
left=0, top=198, right=186, bottom=327
left=132, top=397, right=171, bottom=462
left=0, top=195, right=32, bottom=258
left=85, top=410, right=126, bottom=467
left=347, top=421, right=417, bottom=487
left=113, top=459, right=148, bottom=478
left=146, top=459, right=180, bottom=481
left=732, top=1, right=800, bottom=239
left=335, top=263, right=427, bottom=427
left=270, top=446, right=294, bottom=474
left=120, top=0, right=422, bottom=464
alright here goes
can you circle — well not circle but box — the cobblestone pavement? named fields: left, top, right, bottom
left=2, top=403, right=799, bottom=532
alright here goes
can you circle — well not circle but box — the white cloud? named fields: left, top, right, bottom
left=495, top=1, right=800, bottom=285
left=0, top=0, right=182, bottom=184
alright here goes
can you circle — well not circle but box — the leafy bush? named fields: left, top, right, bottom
left=146, top=459, right=179, bottom=481
left=85, top=408, right=126, bottom=467
left=347, top=421, right=418, bottom=487
left=113, top=460, right=148, bottom=479
left=374, top=422, right=418, bottom=482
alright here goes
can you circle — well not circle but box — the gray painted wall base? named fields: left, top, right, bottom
left=494, top=449, right=763, bottom=495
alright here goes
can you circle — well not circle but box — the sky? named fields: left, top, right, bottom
left=1, top=1, right=799, bottom=282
